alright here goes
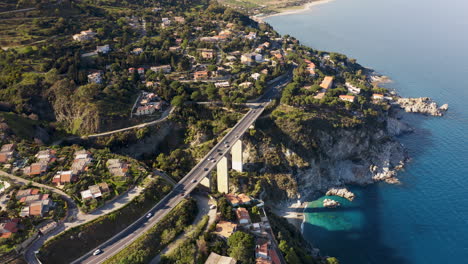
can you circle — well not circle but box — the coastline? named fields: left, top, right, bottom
left=256, top=0, right=335, bottom=21
left=276, top=200, right=308, bottom=232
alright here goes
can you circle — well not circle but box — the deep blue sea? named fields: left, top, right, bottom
left=266, top=0, right=468, bottom=263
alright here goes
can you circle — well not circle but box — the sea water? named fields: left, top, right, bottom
left=266, top=0, right=468, bottom=263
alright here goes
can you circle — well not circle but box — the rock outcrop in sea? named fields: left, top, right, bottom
left=323, top=199, right=340, bottom=208
left=326, top=188, right=355, bottom=201
left=397, top=97, right=448, bottom=116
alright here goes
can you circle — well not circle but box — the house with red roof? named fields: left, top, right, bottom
left=339, top=95, right=356, bottom=103
left=0, top=219, right=19, bottom=238
left=235, top=207, right=251, bottom=226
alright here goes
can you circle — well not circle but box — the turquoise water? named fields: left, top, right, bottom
left=266, top=0, right=468, bottom=263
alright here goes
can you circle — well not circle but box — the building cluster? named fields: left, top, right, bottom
left=17, top=188, right=54, bottom=218
left=134, top=91, right=165, bottom=116
left=213, top=193, right=282, bottom=264
left=23, top=149, right=56, bottom=176
left=53, top=150, right=92, bottom=187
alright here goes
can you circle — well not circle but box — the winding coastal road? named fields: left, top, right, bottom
left=70, top=72, right=292, bottom=264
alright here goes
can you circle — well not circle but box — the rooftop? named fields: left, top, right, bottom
left=320, top=76, right=334, bottom=89
left=205, top=252, right=237, bottom=264
left=214, top=221, right=237, bottom=238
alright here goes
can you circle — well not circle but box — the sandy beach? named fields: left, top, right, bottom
left=275, top=200, right=308, bottom=232
left=256, top=0, right=335, bottom=21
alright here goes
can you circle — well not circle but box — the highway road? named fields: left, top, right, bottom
left=68, top=72, right=292, bottom=264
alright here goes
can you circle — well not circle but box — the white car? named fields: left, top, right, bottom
left=93, top=249, right=102, bottom=256
left=146, top=213, right=152, bottom=219
left=210, top=205, right=217, bottom=210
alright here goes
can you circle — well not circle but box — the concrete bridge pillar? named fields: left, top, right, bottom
left=231, top=139, right=243, bottom=172
left=200, top=176, right=211, bottom=189
left=217, top=156, right=229, bottom=193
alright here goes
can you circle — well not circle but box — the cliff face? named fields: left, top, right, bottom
left=292, top=127, right=407, bottom=198
left=242, top=107, right=411, bottom=203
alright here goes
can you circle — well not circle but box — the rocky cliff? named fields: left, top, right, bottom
left=240, top=105, right=410, bottom=205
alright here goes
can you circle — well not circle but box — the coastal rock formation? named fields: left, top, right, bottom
left=440, top=104, right=449, bottom=111
left=323, top=199, right=340, bottom=208
left=326, top=188, right=355, bottom=201
left=372, top=164, right=402, bottom=184
left=397, top=97, right=448, bottom=116
left=386, top=117, right=414, bottom=136
left=241, top=106, right=409, bottom=213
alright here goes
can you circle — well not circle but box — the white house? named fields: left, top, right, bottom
left=135, top=105, right=156, bottom=116
left=87, top=72, right=103, bottom=84
left=215, top=81, right=230, bottom=88
left=132, top=48, right=143, bottom=55
left=150, top=65, right=172, bottom=73
left=96, top=45, right=110, bottom=54
left=72, top=30, right=97, bottom=42
left=372, top=94, right=384, bottom=100
left=251, top=73, right=261, bottom=80
left=345, top=82, right=361, bottom=94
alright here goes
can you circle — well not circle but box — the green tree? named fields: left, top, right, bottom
left=171, top=95, right=185, bottom=107
left=227, top=231, right=255, bottom=263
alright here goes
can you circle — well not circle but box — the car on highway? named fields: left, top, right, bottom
left=180, top=192, right=185, bottom=196
left=192, top=179, right=198, bottom=183
left=93, top=249, right=102, bottom=256
left=211, top=159, right=216, bottom=163
left=204, top=168, right=209, bottom=171
left=146, top=213, right=152, bottom=218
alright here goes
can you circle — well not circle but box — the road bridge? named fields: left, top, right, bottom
left=69, top=72, right=292, bottom=264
